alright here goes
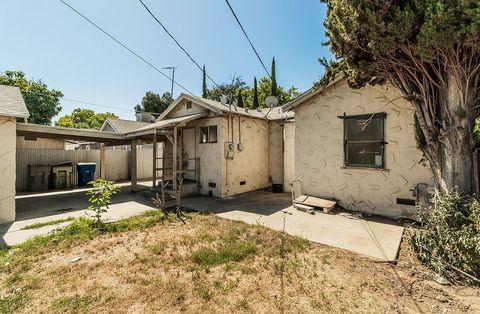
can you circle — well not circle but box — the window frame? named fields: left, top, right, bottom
left=199, top=125, right=218, bottom=144
left=340, top=112, right=387, bottom=169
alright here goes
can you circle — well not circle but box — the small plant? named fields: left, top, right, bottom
left=408, top=190, right=480, bottom=284
left=86, top=179, right=120, bottom=227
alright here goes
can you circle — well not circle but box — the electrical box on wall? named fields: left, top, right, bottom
left=225, top=142, right=234, bottom=159
left=237, top=143, right=244, bottom=151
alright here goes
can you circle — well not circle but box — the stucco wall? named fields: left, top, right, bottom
left=269, top=121, right=284, bottom=185
left=183, top=117, right=223, bottom=197
left=221, top=115, right=270, bottom=197
left=0, top=116, right=16, bottom=222
left=177, top=115, right=271, bottom=197
left=16, top=137, right=65, bottom=150
left=283, top=122, right=295, bottom=193
left=294, top=80, right=434, bottom=217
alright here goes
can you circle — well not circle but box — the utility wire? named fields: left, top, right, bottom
left=224, top=0, right=271, bottom=78
left=58, top=0, right=197, bottom=97
left=22, top=90, right=135, bottom=112
left=138, top=0, right=220, bottom=88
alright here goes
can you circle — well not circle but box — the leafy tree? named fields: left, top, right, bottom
left=271, top=57, right=278, bottom=97
left=237, top=89, right=244, bottom=108
left=0, top=70, right=63, bottom=125
left=206, top=76, right=247, bottom=104
left=246, top=77, right=300, bottom=108
left=134, top=91, right=173, bottom=114
left=55, top=108, right=118, bottom=129
left=321, top=0, right=480, bottom=193
left=202, top=65, right=207, bottom=98
left=253, top=77, right=259, bottom=109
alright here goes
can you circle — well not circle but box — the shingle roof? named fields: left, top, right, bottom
left=199, top=97, right=294, bottom=120
left=159, top=93, right=294, bottom=122
left=0, top=85, right=29, bottom=118
left=102, top=118, right=150, bottom=133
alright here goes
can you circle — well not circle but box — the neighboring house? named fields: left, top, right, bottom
left=0, top=85, right=29, bottom=222
left=282, top=77, right=434, bottom=218
left=99, top=117, right=151, bottom=134
left=69, top=118, right=152, bottom=150
left=127, top=94, right=294, bottom=198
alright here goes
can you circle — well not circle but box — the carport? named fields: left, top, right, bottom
left=16, top=122, right=171, bottom=193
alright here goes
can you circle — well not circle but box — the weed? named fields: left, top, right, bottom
left=50, top=295, right=94, bottom=313
left=21, top=217, right=75, bottom=230
left=191, top=242, right=256, bottom=266
left=0, top=294, right=28, bottom=314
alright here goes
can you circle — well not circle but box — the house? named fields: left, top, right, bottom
left=282, top=77, right=434, bottom=218
left=99, top=117, right=151, bottom=134
left=127, top=93, right=294, bottom=198
left=0, top=85, right=29, bottom=222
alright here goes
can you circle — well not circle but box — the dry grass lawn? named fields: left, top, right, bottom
left=1, top=211, right=479, bottom=313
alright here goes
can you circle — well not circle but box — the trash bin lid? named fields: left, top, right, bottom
left=77, top=162, right=96, bottom=166
left=53, top=161, right=73, bottom=166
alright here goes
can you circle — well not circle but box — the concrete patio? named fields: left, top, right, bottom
left=181, top=191, right=405, bottom=261
left=1, top=188, right=404, bottom=261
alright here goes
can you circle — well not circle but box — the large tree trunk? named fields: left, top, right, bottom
left=388, top=46, right=480, bottom=195
left=420, top=71, right=476, bottom=194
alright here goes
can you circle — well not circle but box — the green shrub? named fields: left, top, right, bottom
left=408, top=191, right=480, bottom=284
left=86, top=179, right=120, bottom=227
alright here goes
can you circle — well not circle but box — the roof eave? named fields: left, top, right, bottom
left=282, top=75, right=344, bottom=111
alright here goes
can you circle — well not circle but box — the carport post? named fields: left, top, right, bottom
left=152, top=130, right=157, bottom=188
left=131, top=139, right=138, bottom=192
left=99, top=143, right=106, bottom=179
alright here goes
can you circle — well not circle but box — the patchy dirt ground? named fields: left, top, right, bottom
left=1, top=213, right=479, bottom=313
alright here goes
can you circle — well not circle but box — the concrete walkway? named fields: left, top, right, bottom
left=1, top=181, right=155, bottom=247
left=2, top=188, right=404, bottom=261
left=180, top=191, right=405, bottom=261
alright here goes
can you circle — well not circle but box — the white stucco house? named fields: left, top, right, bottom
left=0, top=85, right=29, bottom=223
left=283, top=77, right=434, bottom=218
left=127, top=94, right=295, bottom=198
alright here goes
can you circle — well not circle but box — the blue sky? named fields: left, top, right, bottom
left=0, top=0, right=332, bottom=120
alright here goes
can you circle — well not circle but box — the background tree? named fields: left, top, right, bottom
left=271, top=57, right=278, bottom=97
left=321, top=0, right=480, bottom=193
left=134, top=91, right=173, bottom=114
left=55, top=108, right=118, bottom=129
left=252, top=77, right=259, bottom=109
left=246, top=76, right=300, bottom=108
left=0, top=70, right=63, bottom=125
left=206, top=76, right=247, bottom=104
left=237, top=89, right=244, bottom=108
left=202, top=65, right=208, bottom=98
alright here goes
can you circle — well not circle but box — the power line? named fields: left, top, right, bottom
left=58, top=0, right=197, bottom=97
left=22, top=90, right=135, bottom=112
left=138, top=0, right=220, bottom=88
left=224, top=0, right=271, bottom=78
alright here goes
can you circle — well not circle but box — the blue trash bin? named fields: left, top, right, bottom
left=77, top=162, right=96, bottom=187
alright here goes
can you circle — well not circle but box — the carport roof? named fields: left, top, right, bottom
left=0, top=85, right=29, bottom=118
left=16, top=123, right=129, bottom=144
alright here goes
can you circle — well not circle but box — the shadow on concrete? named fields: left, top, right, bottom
left=0, top=222, right=13, bottom=247
left=180, top=189, right=292, bottom=216
left=14, top=183, right=153, bottom=222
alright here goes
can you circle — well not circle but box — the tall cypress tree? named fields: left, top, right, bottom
left=202, top=65, right=207, bottom=98
left=253, top=77, right=259, bottom=109
left=271, top=57, right=278, bottom=97
left=237, top=89, right=244, bottom=108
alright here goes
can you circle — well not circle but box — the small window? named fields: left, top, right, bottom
left=200, top=126, right=217, bottom=143
left=341, top=113, right=386, bottom=168
left=186, top=101, right=192, bottom=109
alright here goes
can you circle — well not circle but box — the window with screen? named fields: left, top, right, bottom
left=200, top=126, right=217, bottom=143
left=341, top=113, right=386, bottom=168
